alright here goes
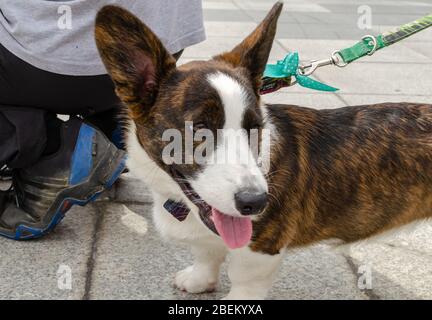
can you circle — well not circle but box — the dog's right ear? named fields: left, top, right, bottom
left=95, top=5, right=176, bottom=120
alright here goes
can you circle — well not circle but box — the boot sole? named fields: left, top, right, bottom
left=0, top=146, right=127, bottom=240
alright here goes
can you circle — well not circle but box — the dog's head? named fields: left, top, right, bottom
left=95, top=2, right=283, bottom=248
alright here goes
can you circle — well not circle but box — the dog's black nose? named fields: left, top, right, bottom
left=235, top=190, right=268, bottom=216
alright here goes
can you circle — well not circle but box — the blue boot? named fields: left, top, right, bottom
left=0, top=117, right=126, bottom=240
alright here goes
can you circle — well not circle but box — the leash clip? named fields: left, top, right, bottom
left=299, top=34, right=378, bottom=76
left=298, top=50, right=348, bottom=76
left=299, top=57, right=334, bottom=76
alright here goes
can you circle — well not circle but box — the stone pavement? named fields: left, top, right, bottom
left=1, top=0, right=432, bottom=300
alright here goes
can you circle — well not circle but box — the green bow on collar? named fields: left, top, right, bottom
left=263, top=52, right=339, bottom=92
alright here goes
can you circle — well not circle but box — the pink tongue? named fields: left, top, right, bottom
left=212, top=208, right=252, bottom=249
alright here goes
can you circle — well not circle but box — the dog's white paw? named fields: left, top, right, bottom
left=174, top=266, right=217, bottom=294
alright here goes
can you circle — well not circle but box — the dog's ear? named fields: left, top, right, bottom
left=214, top=2, right=283, bottom=93
left=95, top=5, right=176, bottom=120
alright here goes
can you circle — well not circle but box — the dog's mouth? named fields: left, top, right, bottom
left=170, top=168, right=253, bottom=249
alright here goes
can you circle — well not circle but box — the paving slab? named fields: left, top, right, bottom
left=182, top=36, right=289, bottom=61
left=316, top=62, right=432, bottom=95
left=203, top=9, right=252, bottom=22
left=114, top=173, right=153, bottom=204
left=311, top=0, right=432, bottom=8
left=0, top=205, right=97, bottom=300
left=1, top=0, right=432, bottom=301
left=298, top=23, right=341, bottom=40
left=368, top=220, right=432, bottom=255
left=364, top=14, right=429, bottom=27
left=401, top=42, right=432, bottom=60
left=202, top=1, right=238, bottom=11
left=88, top=202, right=224, bottom=300
left=336, top=94, right=432, bottom=106
left=274, top=23, right=308, bottom=39
left=263, top=92, right=345, bottom=109
left=347, top=242, right=432, bottom=299
left=88, top=203, right=366, bottom=300
left=204, top=21, right=258, bottom=37
left=323, top=3, right=432, bottom=15
left=272, top=244, right=366, bottom=300
left=234, top=1, right=331, bottom=13
left=246, top=10, right=339, bottom=25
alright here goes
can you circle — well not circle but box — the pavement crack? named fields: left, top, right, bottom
left=231, top=0, right=256, bottom=22
left=384, top=242, right=432, bottom=260
left=82, top=202, right=105, bottom=300
left=334, top=92, right=349, bottom=106
left=344, top=254, right=381, bottom=300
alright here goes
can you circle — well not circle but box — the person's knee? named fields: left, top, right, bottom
left=0, top=108, right=48, bottom=168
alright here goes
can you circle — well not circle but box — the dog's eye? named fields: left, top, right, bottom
left=193, top=122, right=207, bottom=131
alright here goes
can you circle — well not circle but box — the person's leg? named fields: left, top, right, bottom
left=84, top=107, right=124, bottom=149
left=0, top=44, right=126, bottom=240
left=0, top=39, right=122, bottom=167
left=0, top=43, right=185, bottom=239
left=0, top=114, right=127, bottom=239
left=0, top=44, right=119, bottom=116
left=0, top=107, right=49, bottom=169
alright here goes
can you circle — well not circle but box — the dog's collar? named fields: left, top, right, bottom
left=163, top=199, right=190, bottom=222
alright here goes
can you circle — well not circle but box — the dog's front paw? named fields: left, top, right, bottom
left=175, top=266, right=217, bottom=294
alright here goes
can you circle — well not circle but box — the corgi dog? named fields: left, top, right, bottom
left=95, top=2, right=432, bottom=299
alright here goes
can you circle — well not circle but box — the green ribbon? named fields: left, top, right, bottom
left=264, top=52, right=339, bottom=92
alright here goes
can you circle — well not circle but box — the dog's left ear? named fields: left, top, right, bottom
left=214, top=2, right=283, bottom=93
left=95, top=5, right=177, bottom=120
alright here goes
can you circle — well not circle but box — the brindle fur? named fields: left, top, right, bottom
left=96, top=3, right=432, bottom=256
left=252, top=103, right=432, bottom=254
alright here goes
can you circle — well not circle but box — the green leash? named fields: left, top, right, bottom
left=260, top=13, right=432, bottom=94
left=339, top=14, right=432, bottom=64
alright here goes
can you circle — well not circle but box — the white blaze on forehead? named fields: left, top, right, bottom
left=207, top=72, right=248, bottom=130
left=193, top=72, right=267, bottom=216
